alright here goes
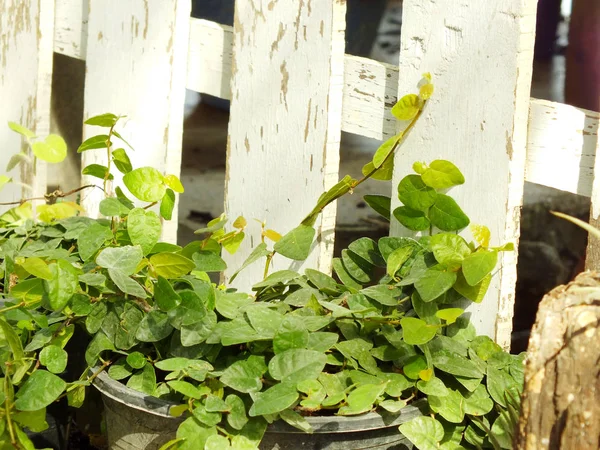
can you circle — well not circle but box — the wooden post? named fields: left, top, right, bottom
left=391, top=0, right=538, bottom=347
left=223, top=0, right=347, bottom=290
left=514, top=271, right=600, bottom=449
left=0, top=0, right=54, bottom=211
left=80, top=0, right=190, bottom=243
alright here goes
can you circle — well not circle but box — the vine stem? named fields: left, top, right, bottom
left=0, top=184, right=102, bottom=206
left=4, top=376, right=16, bottom=446
left=103, top=125, right=116, bottom=194
left=0, top=302, right=26, bottom=314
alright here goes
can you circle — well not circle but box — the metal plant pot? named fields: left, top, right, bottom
left=93, top=370, right=423, bottom=450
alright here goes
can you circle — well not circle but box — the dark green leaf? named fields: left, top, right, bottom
left=112, top=148, right=132, bottom=173
left=14, top=371, right=66, bottom=411
left=127, top=208, right=161, bottom=255
left=99, top=197, right=131, bottom=217
left=462, top=249, right=498, bottom=286
left=393, top=206, right=430, bottom=231
left=160, top=189, right=176, bottom=220
left=78, top=135, right=110, bottom=153
left=414, top=266, right=457, bottom=302
left=248, top=382, right=298, bottom=417
left=220, top=355, right=267, bottom=394
left=126, top=364, right=156, bottom=395
left=428, top=389, right=465, bottom=423
left=108, top=269, right=147, bottom=298
left=77, top=223, right=113, bottom=261
left=85, top=332, right=114, bottom=366
left=432, top=350, right=484, bottom=378
left=39, top=345, right=68, bottom=374
left=428, top=194, right=470, bottom=231
left=82, top=164, right=113, bottom=180
left=155, top=276, right=181, bottom=311
left=192, top=251, right=227, bottom=272
left=363, top=195, right=391, bottom=220
left=338, top=383, right=387, bottom=415
left=96, top=245, right=143, bottom=276
left=136, top=310, right=173, bottom=342
left=84, top=113, right=119, bottom=127
left=302, top=175, right=356, bottom=226
left=126, top=352, right=147, bottom=369
left=268, top=349, right=327, bottom=383
left=398, top=174, right=437, bottom=211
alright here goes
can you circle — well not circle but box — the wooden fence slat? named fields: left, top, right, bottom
left=390, top=0, right=538, bottom=347
left=0, top=0, right=54, bottom=212
left=222, top=0, right=346, bottom=289
left=585, top=112, right=600, bottom=269
left=54, top=11, right=600, bottom=198
left=80, top=0, right=190, bottom=243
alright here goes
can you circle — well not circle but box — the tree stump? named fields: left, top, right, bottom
left=514, top=271, right=600, bottom=449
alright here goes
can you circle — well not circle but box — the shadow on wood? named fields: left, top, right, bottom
left=515, top=271, right=600, bottom=449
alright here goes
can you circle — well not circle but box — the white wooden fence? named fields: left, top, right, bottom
left=1, top=0, right=599, bottom=349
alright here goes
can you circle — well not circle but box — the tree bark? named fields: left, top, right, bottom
left=514, top=271, right=600, bottom=449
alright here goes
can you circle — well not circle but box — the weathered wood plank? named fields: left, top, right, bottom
left=54, top=0, right=87, bottom=60
left=54, top=12, right=600, bottom=197
left=526, top=100, right=599, bottom=198
left=222, top=0, right=346, bottom=289
left=80, top=0, right=190, bottom=243
left=389, top=0, right=538, bottom=347
left=0, top=0, right=54, bottom=212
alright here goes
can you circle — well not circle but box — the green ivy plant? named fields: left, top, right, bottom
left=0, top=77, right=523, bottom=450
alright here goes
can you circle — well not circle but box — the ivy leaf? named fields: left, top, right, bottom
left=220, top=355, right=267, bottom=394
left=454, top=272, right=491, bottom=303
left=44, top=259, right=79, bottom=311
left=399, top=416, right=444, bottom=450
left=273, top=319, right=309, bottom=354
left=77, top=222, right=113, bottom=261
left=386, top=246, right=414, bottom=278
left=432, top=349, right=484, bottom=379
left=391, top=93, right=422, bottom=121
left=428, top=194, right=470, bottom=231
left=0, top=175, right=12, bottom=192
left=192, top=251, right=227, bottom=273
left=428, top=389, right=466, bottom=423
left=486, top=366, right=519, bottom=408
left=268, top=349, right=326, bottom=384
left=8, top=122, right=36, bottom=139
left=32, top=135, right=67, bottom=163
left=363, top=195, right=391, bottom=220
left=19, top=257, right=52, bottom=280
left=463, top=384, right=494, bottom=416
left=248, top=382, right=298, bottom=417
left=229, top=243, right=270, bottom=283
left=398, top=174, right=437, bottom=211
left=168, top=380, right=203, bottom=399
left=155, top=276, right=181, bottom=311
left=126, top=364, right=156, bottom=395
left=421, top=160, right=465, bottom=189
left=401, top=317, right=439, bottom=345
left=417, top=377, right=449, bottom=397
left=414, top=266, right=457, bottom=302
left=99, top=197, right=131, bottom=217
left=123, top=167, right=166, bottom=202
left=338, top=383, right=387, bottom=416
left=127, top=208, right=162, bottom=255
left=435, top=308, right=464, bottom=324
left=221, top=231, right=245, bottom=255
left=78, top=135, right=110, bottom=153
left=176, top=417, right=217, bottom=450
left=96, top=245, right=143, bottom=276
left=274, top=225, right=315, bottom=261
left=164, top=174, right=184, bottom=193
left=362, top=156, right=394, bottom=181
left=14, top=370, right=67, bottom=411
left=112, top=148, right=132, bottom=174
left=39, top=345, right=68, bottom=374
left=372, top=134, right=402, bottom=168
left=160, top=189, right=176, bottom=220
left=82, top=164, right=113, bottom=180
left=150, top=253, right=195, bottom=278
left=302, top=175, right=355, bottom=226
left=470, top=224, right=491, bottom=248
left=225, top=395, right=249, bottom=430
left=430, top=233, right=471, bottom=270
left=109, top=269, right=147, bottom=298
left=462, top=249, right=498, bottom=286
left=12, top=408, right=48, bottom=433
left=85, top=332, right=115, bottom=366
left=84, top=113, right=119, bottom=127
left=136, top=310, right=173, bottom=342
left=393, top=206, right=430, bottom=231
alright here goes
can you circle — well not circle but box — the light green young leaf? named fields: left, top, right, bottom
left=0, top=175, right=11, bottom=192
left=128, top=208, right=162, bottom=255
left=302, top=175, right=355, bottom=226
left=32, top=135, right=67, bottom=163
left=229, top=243, right=271, bottom=283
left=151, top=253, right=195, bottom=278
left=8, top=122, right=35, bottom=139
left=164, top=174, right=184, bottom=193
left=400, top=317, right=439, bottom=345
left=123, top=167, right=166, bottom=202
left=391, top=93, right=422, bottom=121
left=435, top=308, right=464, bottom=324
left=421, top=160, right=465, bottom=189
left=430, top=233, right=471, bottom=270
left=362, top=156, right=394, bottom=181
left=6, top=153, right=28, bottom=172
left=273, top=225, right=315, bottom=261
left=19, top=257, right=52, bottom=280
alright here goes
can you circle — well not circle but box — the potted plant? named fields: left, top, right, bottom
left=0, top=77, right=523, bottom=450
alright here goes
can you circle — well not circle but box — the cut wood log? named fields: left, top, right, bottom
left=514, top=271, right=600, bottom=449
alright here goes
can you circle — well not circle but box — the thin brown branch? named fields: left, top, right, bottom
left=0, top=184, right=103, bottom=206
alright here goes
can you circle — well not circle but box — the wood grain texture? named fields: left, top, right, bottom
left=389, top=0, right=537, bottom=346
left=515, top=271, right=600, bottom=449
left=222, top=0, right=346, bottom=290
left=0, top=0, right=54, bottom=212
left=80, top=0, right=190, bottom=243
